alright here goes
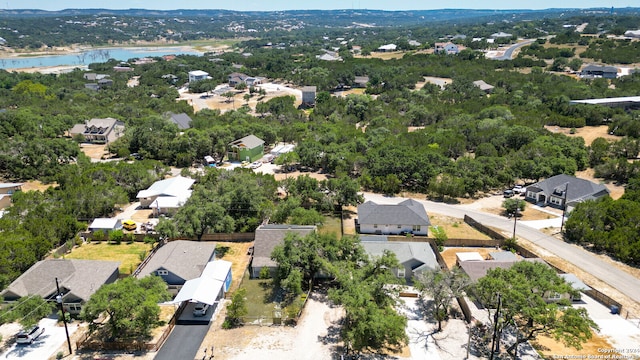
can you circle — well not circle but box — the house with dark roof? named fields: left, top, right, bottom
left=1, top=259, right=120, bottom=314
left=357, top=199, right=430, bottom=236
left=164, top=112, right=193, bottom=130
left=361, top=241, right=439, bottom=282
left=135, top=240, right=217, bottom=294
left=68, top=118, right=125, bottom=144
left=525, top=174, right=610, bottom=211
left=580, top=64, right=618, bottom=79
left=250, top=224, right=317, bottom=278
left=227, top=135, right=265, bottom=162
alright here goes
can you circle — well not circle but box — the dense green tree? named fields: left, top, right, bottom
left=82, top=276, right=171, bottom=340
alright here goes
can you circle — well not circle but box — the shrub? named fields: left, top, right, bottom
left=56, top=352, right=64, bottom=359
left=259, top=267, right=271, bottom=279
left=109, top=229, right=124, bottom=244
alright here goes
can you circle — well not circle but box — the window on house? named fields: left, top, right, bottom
left=397, top=268, right=406, bottom=278
left=373, top=224, right=378, bottom=229
left=413, top=225, right=421, bottom=232
left=397, top=225, right=402, bottom=229
left=68, top=304, right=82, bottom=312
left=549, top=292, right=562, bottom=300
left=157, top=270, right=169, bottom=276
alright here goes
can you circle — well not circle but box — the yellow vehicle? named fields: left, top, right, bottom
left=122, top=219, right=137, bottom=231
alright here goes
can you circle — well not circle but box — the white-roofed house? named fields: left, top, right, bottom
left=136, top=176, right=195, bottom=209
left=188, top=70, right=210, bottom=83
left=0, top=182, right=22, bottom=209
left=88, top=218, right=123, bottom=233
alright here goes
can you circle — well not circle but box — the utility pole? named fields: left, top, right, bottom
left=489, top=293, right=502, bottom=360
left=560, top=182, right=569, bottom=234
left=55, top=278, right=73, bottom=355
left=512, top=201, right=518, bottom=239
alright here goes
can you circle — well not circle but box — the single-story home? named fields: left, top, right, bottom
left=136, top=175, right=195, bottom=209
left=525, top=174, right=610, bottom=211
left=361, top=241, right=439, bottom=282
left=357, top=199, right=430, bottom=236
left=135, top=240, right=217, bottom=294
left=458, top=258, right=547, bottom=282
left=251, top=224, right=317, bottom=278
left=434, top=42, right=463, bottom=54
left=88, top=218, right=123, bottom=233
left=227, top=135, right=265, bottom=163
left=580, top=64, right=618, bottom=79
left=68, top=118, right=125, bottom=144
left=1, top=259, right=120, bottom=314
left=377, top=44, right=397, bottom=52
left=473, top=80, right=495, bottom=93
left=353, top=76, right=369, bottom=88
left=165, top=112, right=193, bottom=130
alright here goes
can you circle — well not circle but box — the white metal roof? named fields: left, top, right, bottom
left=136, top=176, right=195, bottom=199
left=201, top=260, right=232, bottom=282
left=188, top=70, right=209, bottom=76
left=89, top=218, right=122, bottom=230
left=455, top=252, right=484, bottom=262
left=171, top=276, right=224, bottom=306
left=569, top=96, right=640, bottom=105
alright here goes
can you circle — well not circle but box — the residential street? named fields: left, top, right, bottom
left=363, top=193, right=640, bottom=309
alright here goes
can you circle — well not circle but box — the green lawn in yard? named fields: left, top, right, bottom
left=63, top=241, right=152, bottom=275
left=318, top=216, right=342, bottom=237
left=238, top=270, right=283, bottom=319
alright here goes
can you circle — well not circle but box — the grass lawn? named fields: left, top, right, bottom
left=63, top=241, right=152, bottom=275
left=239, top=270, right=283, bottom=320
left=319, top=216, right=342, bottom=237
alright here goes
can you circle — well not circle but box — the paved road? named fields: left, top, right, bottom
left=363, top=193, right=640, bottom=308
left=154, top=324, right=210, bottom=360
left=494, top=39, right=535, bottom=60
left=0, top=318, right=78, bottom=360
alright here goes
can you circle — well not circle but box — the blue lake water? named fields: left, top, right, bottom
left=0, top=47, right=203, bottom=69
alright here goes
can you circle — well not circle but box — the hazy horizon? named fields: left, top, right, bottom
left=4, top=0, right=638, bottom=12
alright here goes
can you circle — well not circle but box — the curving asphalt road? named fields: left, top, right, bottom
left=494, top=39, right=535, bottom=60
left=363, top=193, right=640, bottom=308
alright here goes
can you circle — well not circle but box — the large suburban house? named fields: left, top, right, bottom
left=188, top=70, right=210, bottom=83
left=136, top=176, right=195, bottom=213
left=357, top=199, right=430, bottom=236
left=135, top=240, right=217, bottom=294
left=580, top=64, right=618, bottom=79
left=0, top=182, right=21, bottom=209
left=68, top=118, right=124, bottom=144
left=227, top=135, right=265, bottom=162
left=251, top=224, right=317, bottom=278
left=360, top=240, right=439, bottom=282
left=228, top=72, right=263, bottom=87
left=525, top=174, right=610, bottom=211
left=1, top=259, right=120, bottom=314
left=434, top=42, right=463, bottom=54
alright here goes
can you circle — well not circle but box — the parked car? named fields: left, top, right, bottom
left=250, top=161, right=262, bottom=169
left=123, top=219, right=137, bottom=231
left=193, top=303, right=209, bottom=317
left=503, top=189, right=514, bottom=198
left=16, top=326, right=44, bottom=345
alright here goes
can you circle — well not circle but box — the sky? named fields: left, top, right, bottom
left=4, top=1, right=638, bottom=12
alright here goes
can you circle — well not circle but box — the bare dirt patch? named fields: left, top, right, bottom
left=576, top=168, right=624, bottom=200
left=80, top=143, right=110, bottom=160
left=441, top=247, right=497, bottom=269
left=272, top=170, right=329, bottom=182
left=544, top=124, right=620, bottom=146
left=21, top=180, right=56, bottom=192
left=535, top=330, right=615, bottom=359
left=215, top=241, right=254, bottom=294
left=429, top=214, right=492, bottom=240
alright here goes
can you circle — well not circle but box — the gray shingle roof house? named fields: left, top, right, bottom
left=525, top=174, right=610, bottom=211
left=1, top=259, right=120, bottom=314
left=251, top=224, right=317, bottom=278
left=135, top=240, right=217, bottom=294
left=357, top=199, right=430, bottom=236
left=165, top=112, right=193, bottom=130
left=580, top=64, right=618, bottom=79
left=458, top=258, right=546, bottom=282
left=227, top=135, right=265, bottom=162
left=361, top=241, right=439, bottom=282
left=301, top=86, right=317, bottom=106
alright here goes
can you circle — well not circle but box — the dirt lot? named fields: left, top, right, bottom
left=545, top=124, right=621, bottom=146
left=441, top=247, right=497, bottom=269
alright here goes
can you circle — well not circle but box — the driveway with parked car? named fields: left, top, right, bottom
left=0, top=318, right=78, bottom=360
